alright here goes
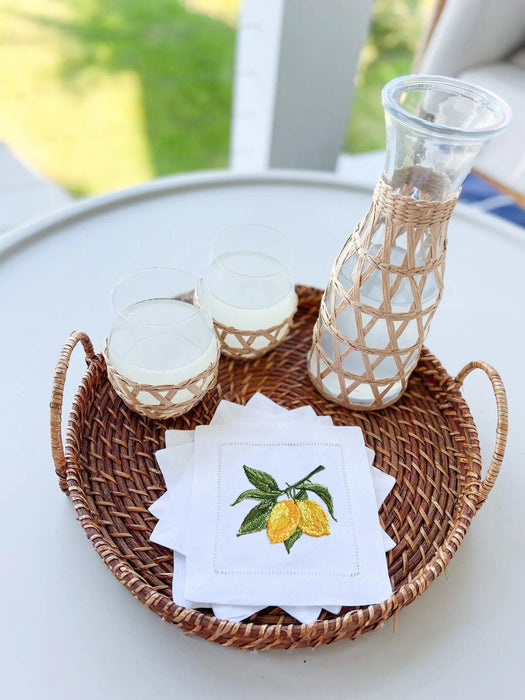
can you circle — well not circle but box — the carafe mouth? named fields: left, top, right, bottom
left=383, top=75, right=511, bottom=142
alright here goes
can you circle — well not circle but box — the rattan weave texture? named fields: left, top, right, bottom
left=102, top=341, right=220, bottom=420
left=213, top=294, right=297, bottom=359
left=50, top=286, right=507, bottom=650
left=309, top=174, right=459, bottom=410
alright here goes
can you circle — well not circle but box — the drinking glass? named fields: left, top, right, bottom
left=106, top=268, right=219, bottom=418
left=204, top=224, right=296, bottom=358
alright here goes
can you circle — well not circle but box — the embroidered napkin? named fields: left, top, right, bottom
left=152, top=396, right=395, bottom=553
left=152, top=397, right=359, bottom=622
left=149, top=394, right=396, bottom=621
left=183, top=422, right=392, bottom=607
left=152, top=443, right=395, bottom=554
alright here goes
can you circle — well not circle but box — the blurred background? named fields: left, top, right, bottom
left=0, top=0, right=432, bottom=196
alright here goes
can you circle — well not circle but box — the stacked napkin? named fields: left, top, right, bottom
left=149, top=393, right=395, bottom=624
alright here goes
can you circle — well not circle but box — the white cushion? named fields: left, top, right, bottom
left=459, top=63, right=525, bottom=196
left=419, top=0, right=525, bottom=77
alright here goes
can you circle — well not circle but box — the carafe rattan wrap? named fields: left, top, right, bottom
left=309, top=173, right=458, bottom=410
left=50, top=286, right=507, bottom=650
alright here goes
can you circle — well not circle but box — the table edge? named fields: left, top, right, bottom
left=1, top=168, right=521, bottom=260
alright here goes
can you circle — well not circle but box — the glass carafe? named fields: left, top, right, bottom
left=308, top=75, right=510, bottom=410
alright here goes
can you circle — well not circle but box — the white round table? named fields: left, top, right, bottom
left=1, top=170, right=523, bottom=699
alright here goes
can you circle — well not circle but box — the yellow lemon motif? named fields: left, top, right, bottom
left=297, top=500, right=330, bottom=537
left=266, top=500, right=301, bottom=543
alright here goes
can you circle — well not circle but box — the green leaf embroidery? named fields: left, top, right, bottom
left=304, top=483, right=337, bottom=521
left=231, top=488, right=280, bottom=506
left=296, top=489, right=308, bottom=501
left=236, top=500, right=275, bottom=536
left=243, top=465, right=279, bottom=492
left=284, top=527, right=303, bottom=553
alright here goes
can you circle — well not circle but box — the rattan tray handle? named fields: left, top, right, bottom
left=456, top=361, right=508, bottom=509
left=50, top=332, right=95, bottom=492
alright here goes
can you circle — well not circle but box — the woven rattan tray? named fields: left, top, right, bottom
left=50, top=286, right=508, bottom=650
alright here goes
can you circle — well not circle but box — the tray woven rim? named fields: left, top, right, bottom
left=51, top=285, right=508, bottom=650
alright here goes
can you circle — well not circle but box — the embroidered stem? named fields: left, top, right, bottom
left=285, top=465, right=325, bottom=493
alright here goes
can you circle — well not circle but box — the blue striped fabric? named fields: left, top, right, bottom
left=460, top=173, right=525, bottom=227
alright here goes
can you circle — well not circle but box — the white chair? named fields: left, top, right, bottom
left=417, top=0, right=525, bottom=201
left=231, top=0, right=525, bottom=206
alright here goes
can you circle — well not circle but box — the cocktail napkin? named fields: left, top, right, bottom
left=152, top=395, right=395, bottom=553
left=151, top=397, right=352, bottom=622
left=153, top=447, right=395, bottom=622
left=149, top=394, right=396, bottom=622
left=184, top=422, right=391, bottom=607
left=152, top=445, right=395, bottom=554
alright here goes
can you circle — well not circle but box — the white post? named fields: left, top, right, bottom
left=230, top=0, right=374, bottom=172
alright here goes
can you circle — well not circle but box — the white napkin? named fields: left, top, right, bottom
left=184, top=422, right=392, bottom=607
left=152, top=444, right=396, bottom=555
left=152, top=396, right=395, bottom=554
left=149, top=394, right=396, bottom=622
left=152, top=397, right=353, bottom=621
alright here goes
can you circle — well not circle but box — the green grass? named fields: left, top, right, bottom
left=348, top=55, right=414, bottom=152
left=0, top=0, right=236, bottom=195
left=347, top=0, right=433, bottom=152
left=0, top=0, right=431, bottom=195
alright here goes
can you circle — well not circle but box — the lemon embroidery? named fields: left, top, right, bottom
left=231, top=465, right=336, bottom=553
left=297, top=500, right=330, bottom=537
left=267, top=500, right=301, bottom=543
